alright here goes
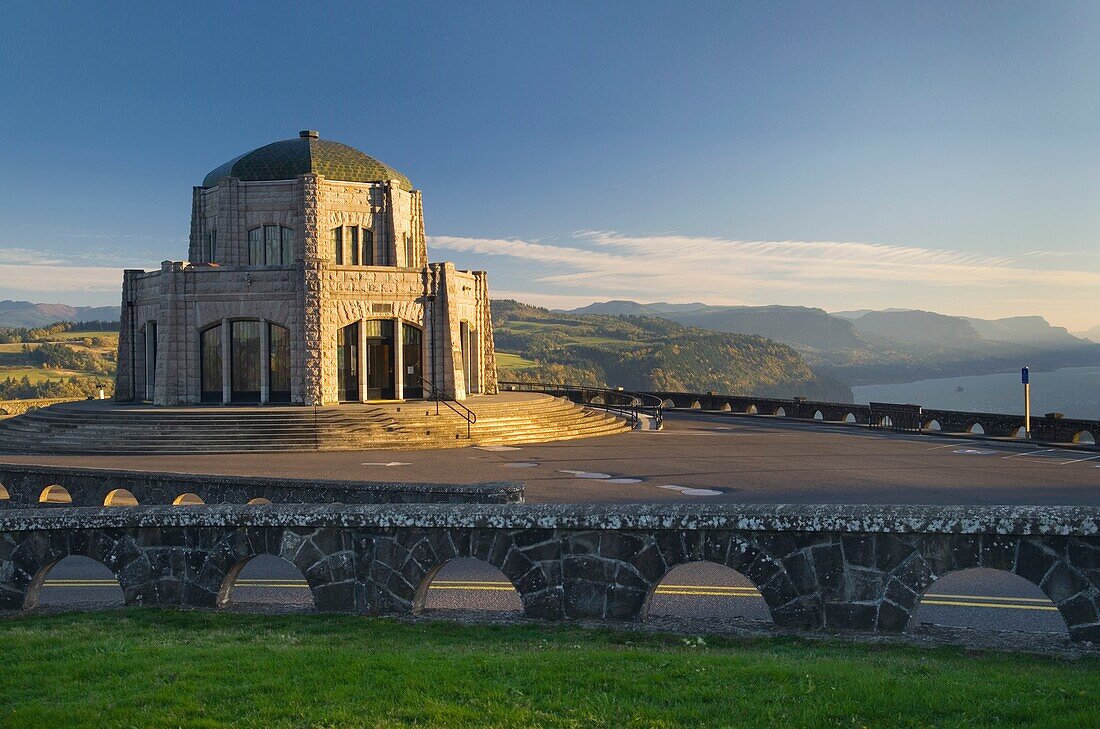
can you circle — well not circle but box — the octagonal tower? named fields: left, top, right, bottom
left=116, top=131, right=496, bottom=406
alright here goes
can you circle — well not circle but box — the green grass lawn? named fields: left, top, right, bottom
left=1, top=610, right=1097, bottom=728
left=495, top=351, right=538, bottom=370
left=0, top=366, right=89, bottom=383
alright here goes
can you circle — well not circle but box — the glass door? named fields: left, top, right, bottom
left=402, top=324, right=423, bottom=398
left=365, top=319, right=395, bottom=400
left=230, top=321, right=261, bottom=402
left=337, top=322, right=360, bottom=402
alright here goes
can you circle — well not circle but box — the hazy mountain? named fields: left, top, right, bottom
left=567, top=300, right=709, bottom=316
left=564, top=300, right=1100, bottom=386
left=0, top=300, right=121, bottom=328
left=851, top=310, right=979, bottom=345
left=1078, top=325, right=1100, bottom=342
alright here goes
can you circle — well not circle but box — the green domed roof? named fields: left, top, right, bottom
left=202, top=131, right=413, bottom=190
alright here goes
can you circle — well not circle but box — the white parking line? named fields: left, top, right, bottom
left=1001, top=449, right=1057, bottom=460
left=1058, top=454, right=1100, bottom=465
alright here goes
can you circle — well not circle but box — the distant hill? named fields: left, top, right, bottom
left=0, top=300, right=120, bottom=328
left=1079, top=325, right=1100, bottom=342
left=564, top=300, right=1100, bottom=386
left=494, top=300, right=852, bottom=402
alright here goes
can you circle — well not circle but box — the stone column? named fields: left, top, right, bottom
left=357, top=318, right=367, bottom=402
left=220, top=318, right=231, bottom=405
left=260, top=320, right=270, bottom=405
left=299, top=174, right=326, bottom=405
left=394, top=319, right=404, bottom=400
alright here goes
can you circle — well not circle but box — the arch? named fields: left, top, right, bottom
left=1073, top=430, right=1096, bottom=445
left=923, top=419, right=942, bottom=431
left=813, top=410, right=824, bottom=420
left=844, top=412, right=857, bottom=423
left=413, top=557, right=523, bottom=616
left=660, top=399, right=675, bottom=409
left=1012, top=426, right=1027, bottom=439
left=247, top=497, right=273, bottom=505
left=969, top=422, right=985, bottom=435
left=218, top=554, right=316, bottom=611
left=690, top=401, right=702, bottom=410
left=0, top=483, right=8, bottom=501
left=24, top=555, right=125, bottom=611
left=589, top=394, right=606, bottom=406
left=774, top=406, right=786, bottom=417
left=173, top=492, right=205, bottom=505
left=643, top=561, right=772, bottom=625
left=39, top=485, right=72, bottom=504
left=104, top=488, right=139, bottom=507
left=719, top=402, right=732, bottom=412
left=909, top=567, right=1067, bottom=636
left=745, top=404, right=758, bottom=414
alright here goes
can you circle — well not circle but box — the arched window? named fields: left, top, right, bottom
left=248, top=226, right=294, bottom=266
left=268, top=322, right=291, bottom=403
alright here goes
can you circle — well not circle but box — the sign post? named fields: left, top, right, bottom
left=1021, top=366, right=1031, bottom=439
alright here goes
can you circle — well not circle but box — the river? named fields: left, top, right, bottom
left=851, top=366, right=1100, bottom=420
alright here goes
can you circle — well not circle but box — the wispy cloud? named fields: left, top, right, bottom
left=431, top=231, right=1100, bottom=328
left=0, top=264, right=125, bottom=294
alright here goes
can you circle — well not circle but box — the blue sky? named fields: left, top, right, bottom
left=1, top=2, right=1099, bottom=330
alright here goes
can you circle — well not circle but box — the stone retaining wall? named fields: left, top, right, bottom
left=2, top=502, right=1097, bottom=641
left=529, top=387, right=1099, bottom=445
left=0, top=463, right=523, bottom=508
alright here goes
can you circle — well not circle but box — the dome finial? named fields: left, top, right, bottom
left=299, top=130, right=319, bottom=139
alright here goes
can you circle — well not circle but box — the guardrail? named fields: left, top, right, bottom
left=500, top=381, right=663, bottom=429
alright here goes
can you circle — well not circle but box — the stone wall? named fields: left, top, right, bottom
left=1, top=502, right=1097, bottom=641
left=0, top=463, right=523, bottom=508
left=0, top=398, right=84, bottom=417
left=517, top=386, right=1100, bottom=446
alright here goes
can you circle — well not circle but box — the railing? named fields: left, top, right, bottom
left=420, top=377, right=478, bottom=439
left=499, top=381, right=664, bottom=430
left=868, top=402, right=923, bottom=432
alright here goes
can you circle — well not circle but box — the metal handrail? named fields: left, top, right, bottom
left=498, top=381, right=663, bottom=430
left=419, top=377, right=478, bottom=439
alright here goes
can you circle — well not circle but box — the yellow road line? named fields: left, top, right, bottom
left=923, top=592, right=1052, bottom=603
left=920, top=599, right=1058, bottom=611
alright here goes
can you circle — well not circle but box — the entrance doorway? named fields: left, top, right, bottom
left=337, top=322, right=360, bottom=402
left=230, top=321, right=261, bottom=402
left=365, top=320, right=395, bottom=400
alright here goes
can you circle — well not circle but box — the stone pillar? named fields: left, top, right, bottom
left=357, top=318, right=367, bottom=403
left=299, top=174, right=326, bottom=405
left=394, top=319, right=404, bottom=400
left=220, top=318, right=231, bottom=405
left=260, top=320, right=270, bottom=405
left=115, top=272, right=139, bottom=402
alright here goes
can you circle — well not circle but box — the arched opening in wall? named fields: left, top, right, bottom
left=218, top=555, right=315, bottom=612
left=414, top=557, right=523, bottom=617
left=200, top=323, right=223, bottom=404
left=1012, top=426, right=1027, bottom=439
left=774, top=407, right=786, bottom=417
left=879, top=415, right=894, bottom=428
left=969, top=423, right=986, bottom=435
left=844, top=413, right=857, bottom=423
left=39, top=485, right=72, bottom=505
left=746, top=404, right=758, bottom=414
left=247, top=497, right=273, bottom=505
left=924, top=420, right=942, bottom=431
left=909, top=568, right=1067, bottom=637
left=720, top=403, right=732, bottom=412
left=813, top=410, right=824, bottom=420
left=173, top=492, right=204, bottom=505
left=0, top=483, right=8, bottom=501
left=589, top=395, right=606, bottom=406
left=690, top=401, right=702, bottom=409
left=1074, top=431, right=1096, bottom=445
left=104, top=489, right=138, bottom=507
left=26, top=555, right=124, bottom=610
left=644, top=562, right=771, bottom=626
left=660, top=399, right=675, bottom=409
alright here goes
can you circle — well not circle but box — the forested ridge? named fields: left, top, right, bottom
left=493, top=300, right=853, bottom=402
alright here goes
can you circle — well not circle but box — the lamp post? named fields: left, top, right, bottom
left=1022, top=366, right=1031, bottom=439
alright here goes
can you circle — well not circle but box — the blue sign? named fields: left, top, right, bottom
left=1021, top=367, right=1029, bottom=384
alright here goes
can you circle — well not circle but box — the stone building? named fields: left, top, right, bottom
left=115, top=131, right=496, bottom=406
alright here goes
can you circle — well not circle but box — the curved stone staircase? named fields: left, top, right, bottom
left=0, top=393, right=630, bottom=454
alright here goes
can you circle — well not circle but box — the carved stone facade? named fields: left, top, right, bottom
left=116, top=132, right=496, bottom=405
